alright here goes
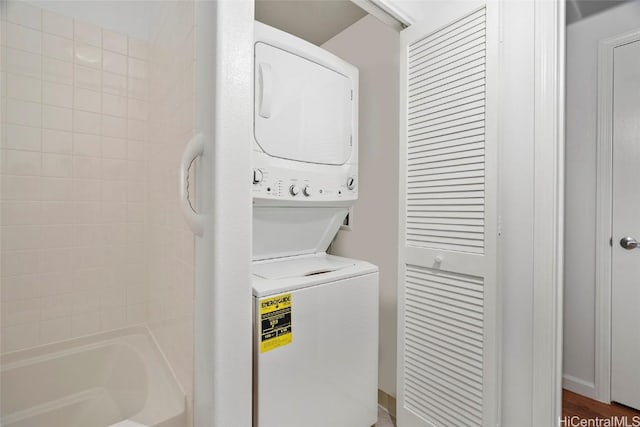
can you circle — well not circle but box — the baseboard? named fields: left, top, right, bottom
left=378, top=389, right=396, bottom=418
left=563, top=374, right=597, bottom=400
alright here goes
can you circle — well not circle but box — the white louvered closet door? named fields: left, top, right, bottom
left=397, top=3, right=499, bottom=427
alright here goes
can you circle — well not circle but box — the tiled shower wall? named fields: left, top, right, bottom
left=147, top=0, right=196, bottom=410
left=0, top=2, right=150, bottom=352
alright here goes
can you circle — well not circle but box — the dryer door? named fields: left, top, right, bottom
left=254, top=42, right=354, bottom=165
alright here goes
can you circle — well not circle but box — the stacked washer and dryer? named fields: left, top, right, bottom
left=251, top=22, right=379, bottom=427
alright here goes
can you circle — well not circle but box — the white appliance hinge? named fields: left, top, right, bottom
left=350, top=90, right=353, bottom=101
left=350, top=135, right=353, bottom=146
left=497, top=215, right=503, bottom=237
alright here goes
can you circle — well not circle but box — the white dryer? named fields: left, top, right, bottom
left=251, top=22, right=378, bottom=427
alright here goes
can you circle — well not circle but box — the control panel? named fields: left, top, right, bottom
left=252, top=166, right=357, bottom=202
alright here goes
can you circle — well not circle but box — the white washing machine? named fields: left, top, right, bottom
left=252, top=253, right=378, bottom=427
left=251, top=22, right=378, bottom=427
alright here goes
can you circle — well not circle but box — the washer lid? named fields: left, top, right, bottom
left=254, top=42, right=354, bottom=165
left=252, top=253, right=379, bottom=297
left=253, top=255, right=354, bottom=280
left=253, top=206, right=348, bottom=261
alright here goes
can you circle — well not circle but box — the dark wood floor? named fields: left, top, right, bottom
left=563, top=389, right=640, bottom=420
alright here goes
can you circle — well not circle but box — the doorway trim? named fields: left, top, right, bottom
left=594, top=28, right=640, bottom=404
left=531, top=0, right=565, bottom=424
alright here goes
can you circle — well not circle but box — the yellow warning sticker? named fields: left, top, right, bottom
left=259, top=293, right=292, bottom=353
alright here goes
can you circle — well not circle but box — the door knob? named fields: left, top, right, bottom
left=620, top=236, right=638, bottom=250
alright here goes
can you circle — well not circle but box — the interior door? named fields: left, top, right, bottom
left=611, top=38, right=640, bottom=411
left=397, top=2, right=499, bottom=426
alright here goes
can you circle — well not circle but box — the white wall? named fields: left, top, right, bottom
left=1, top=0, right=151, bottom=352
left=564, top=1, right=640, bottom=397
left=322, top=15, right=400, bottom=398
left=29, top=1, right=155, bottom=40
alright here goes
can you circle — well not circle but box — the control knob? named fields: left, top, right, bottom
left=303, top=186, right=312, bottom=197
left=346, top=177, right=356, bottom=190
left=289, top=185, right=300, bottom=196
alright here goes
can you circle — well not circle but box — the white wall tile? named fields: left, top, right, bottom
left=42, top=10, right=73, bottom=39
left=102, top=137, right=127, bottom=159
left=102, top=115, right=127, bottom=138
left=103, top=72, right=126, bottom=96
left=74, top=21, right=101, bottom=47
left=73, top=133, right=101, bottom=157
left=103, top=50, right=127, bottom=75
left=2, top=175, right=41, bottom=200
left=43, top=34, right=74, bottom=62
left=127, top=77, right=147, bottom=100
left=6, top=48, right=41, bottom=79
left=101, top=202, right=126, bottom=223
left=41, top=316, right=72, bottom=344
left=73, top=110, right=101, bottom=135
left=126, top=303, right=146, bottom=325
left=103, top=93, right=127, bottom=117
left=43, top=82, right=73, bottom=109
left=2, top=7, right=157, bottom=350
left=7, top=73, right=42, bottom=103
left=3, top=201, right=41, bottom=225
left=127, top=119, right=147, bottom=141
left=1, top=249, right=40, bottom=276
left=103, top=30, right=127, bottom=55
left=74, top=43, right=101, bottom=69
left=71, top=311, right=101, bottom=337
left=74, top=64, right=101, bottom=91
left=38, top=247, right=73, bottom=273
left=4, top=225, right=42, bottom=250
left=102, top=158, right=127, bottom=181
left=73, top=156, right=101, bottom=179
left=4, top=298, right=42, bottom=325
left=42, top=129, right=72, bottom=154
left=41, top=225, right=75, bottom=249
left=41, top=178, right=73, bottom=201
left=128, top=39, right=148, bottom=60
left=7, top=99, right=42, bottom=127
left=101, top=181, right=127, bottom=202
left=2, top=275, right=42, bottom=301
left=3, top=322, right=40, bottom=351
left=127, top=141, right=146, bottom=160
left=74, top=179, right=101, bottom=201
left=43, top=57, right=72, bottom=85
left=7, top=23, right=42, bottom=54
left=7, top=1, right=42, bottom=30
left=127, top=57, right=146, bottom=79
left=43, top=105, right=72, bottom=131
left=3, top=149, right=41, bottom=175
left=73, top=87, right=101, bottom=113
left=42, top=153, right=72, bottom=178
left=5, top=124, right=41, bottom=151
left=40, top=293, right=74, bottom=319
left=127, top=98, right=147, bottom=120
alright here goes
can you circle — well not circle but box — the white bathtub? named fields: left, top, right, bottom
left=0, top=326, right=186, bottom=427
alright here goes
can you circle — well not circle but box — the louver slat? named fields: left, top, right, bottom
left=406, top=6, right=486, bottom=255
left=404, top=265, right=484, bottom=426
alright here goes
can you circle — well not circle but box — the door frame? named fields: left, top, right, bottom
left=594, top=28, right=640, bottom=405
left=194, top=1, right=254, bottom=426
left=532, top=0, right=565, bottom=424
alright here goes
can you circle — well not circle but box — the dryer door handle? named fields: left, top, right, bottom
left=259, top=63, right=272, bottom=118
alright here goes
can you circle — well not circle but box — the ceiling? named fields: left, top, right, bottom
left=255, top=0, right=368, bottom=46
left=566, top=0, right=632, bottom=24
